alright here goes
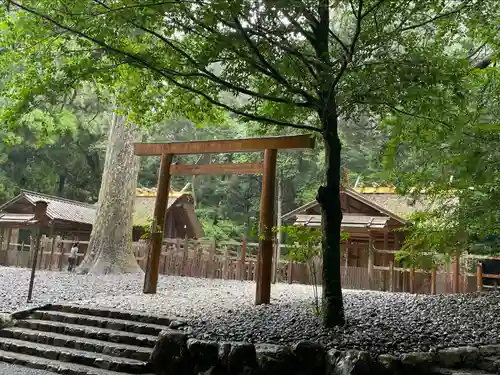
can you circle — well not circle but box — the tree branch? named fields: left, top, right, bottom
left=89, top=0, right=314, bottom=107
left=282, top=10, right=316, bottom=45
left=361, top=0, right=387, bottom=19
left=231, top=16, right=318, bottom=105
left=177, top=10, right=320, bottom=98
left=473, top=56, right=492, bottom=69
left=328, top=29, right=350, bottom=57
left=400, top=0, right=476, bottom=32
left=7, top=0, right=320, bottom=133
left=331, top=0, right=363, bottom=88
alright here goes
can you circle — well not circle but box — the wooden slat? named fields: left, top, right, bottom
left=171, top=162, right=264, bottom=175
left=134, top=134, right=315, bottom=155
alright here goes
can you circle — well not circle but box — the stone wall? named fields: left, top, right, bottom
left=151, top=329, right=500, bottom=375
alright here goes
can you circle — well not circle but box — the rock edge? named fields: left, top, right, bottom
left=151, top=329, right=500, bottom=375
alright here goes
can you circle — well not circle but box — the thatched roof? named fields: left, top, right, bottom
left=0, top=188, right=199, bottom=231
left=132, top=192, right=193, bottom=227
left=0, top=190, right=96, bottom=225
left=283, top=187, right=431, bottom=223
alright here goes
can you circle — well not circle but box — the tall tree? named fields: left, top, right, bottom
left=78, top=113, right=142, bottom=274
left=6, top=0, right=496, bottom=326
left=0, top=5, right=221, bottom=273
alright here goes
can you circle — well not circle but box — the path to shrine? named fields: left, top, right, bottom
left=1, top=266, right=498, bottom=355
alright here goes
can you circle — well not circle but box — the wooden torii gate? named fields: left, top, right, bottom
left=134, top=134, right=315, bottom=304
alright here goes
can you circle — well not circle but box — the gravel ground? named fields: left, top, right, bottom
left=1, top=266, right=500, bottom=355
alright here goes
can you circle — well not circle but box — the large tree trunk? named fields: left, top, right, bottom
left=77, top=113, right=142, bottom=275
left=317, top=110, right=345, bottom=327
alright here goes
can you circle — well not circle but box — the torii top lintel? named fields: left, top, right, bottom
left=134, top=134, right=315, bottom=156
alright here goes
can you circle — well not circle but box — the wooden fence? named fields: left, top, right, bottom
left=0, top=236, right=495, bottom=295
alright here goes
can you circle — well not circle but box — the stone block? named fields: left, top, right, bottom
left=150, top=329, right=190, bottom=375
left=437, top=346, right=478, bottom=369
left=188, top=338, right=220, bottom=373
left=227, top=342, right=257, bottom=375
left=331, top=349, right=372, bottom=375
left=255, top=343, right=294, bottom=375
left=291, top=340, right=325, bottom=375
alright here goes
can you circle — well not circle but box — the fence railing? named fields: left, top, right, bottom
left=0, top=236, right=494, bottom=295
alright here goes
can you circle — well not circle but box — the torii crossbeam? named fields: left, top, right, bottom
left=134, top=134, right=315, bottom=305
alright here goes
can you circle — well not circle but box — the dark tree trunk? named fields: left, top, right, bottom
left=317, top=109, right=345, bottom=327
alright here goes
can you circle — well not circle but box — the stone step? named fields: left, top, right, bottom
left=16, top=319, right=158, bottom=348
left=31, top=310, right=168, bottom=336
left=475, top=356, right=500, bottom=372
left=0, top=337, right=149, bottom=374
left=446, top=371, right=498, bottom=375
left=0, top=348, right=154, bottom=375
left=0, top=327, right=152, bottom=362
left=44, top=304, right=184, bottom=328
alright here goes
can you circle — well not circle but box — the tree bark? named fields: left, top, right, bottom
left=317, top=109, right=345, bottom=327
left=77, top=113, right=142, bottom=275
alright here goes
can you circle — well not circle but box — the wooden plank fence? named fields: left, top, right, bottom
left=0, top=235, right=496, bottom=295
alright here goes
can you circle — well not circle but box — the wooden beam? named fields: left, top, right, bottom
left=134, top=134, right=315, bottom=156
left=144, top=153, right=173, bottom=294
left=255, top=149, right=277, bottom=305
left=171, top=162, right=264, bottom=175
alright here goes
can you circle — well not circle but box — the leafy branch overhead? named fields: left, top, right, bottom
left=3, top=0, right=495, bottom=133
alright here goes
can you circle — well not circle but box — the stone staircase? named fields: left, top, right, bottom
left=0, top=304, right=185, bottom=375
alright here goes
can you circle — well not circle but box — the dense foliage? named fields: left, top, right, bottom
left=2, top=0, right=500, bottom=325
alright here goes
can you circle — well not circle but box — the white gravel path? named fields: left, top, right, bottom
left=1, top=266, right=500, bottom=355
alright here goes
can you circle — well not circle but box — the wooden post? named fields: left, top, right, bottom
left=174, top=238, right=181, bottom=275
left=49, top=235, right=57, bottom=270
left=389, top=261, right=394, bottom=292
left=431, top=268, right=437, bottom=295
left=452, top=252, right=460, bottom=294
left=5, top=228, right=12, bottom=262
left=383, top=229, right=389, bottom=268
left=0, top=226, right=5, bottom=251
left=182, top=235, right=189, bottom=276
left=367, top=231, right=375, bottom=289
left=239, top=237, right=247, bottom=280
left=287, top=261, right=293, bottom=284
left=27, top=227, right=41, bottom=302
left=409, top=268, right=415, bottom=294
left=144, top=153, right=173, bottom=294
left=208, top=238, right=216, bottom=278
left=223, top=248, right=229, bottom=279
left=273, top=172, right=282, bottom=283
left=37, top=235, right=45, bottom=270
left=27, top=201, right=48, bottom=302
left=477, top=262, right=483, bottom=292
left=255, top=149, right=277, bottom=305
left=0, top=227, right=5, bottom=265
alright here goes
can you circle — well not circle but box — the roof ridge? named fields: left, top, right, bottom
left=344, top=188, right=407, bottom=223
left=20, top=190, right=96, bottom=208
